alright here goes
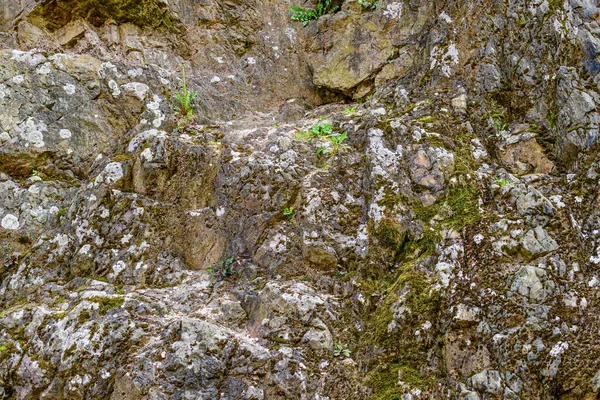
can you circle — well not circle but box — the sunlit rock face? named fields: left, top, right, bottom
left=2, top=0, right=600, bottom=399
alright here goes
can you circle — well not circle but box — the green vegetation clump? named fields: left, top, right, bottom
left=414, top=183, right=480, bottom=230
left=343, top=106, right=357, bottom=115
left=368, top=363, right=435, bottom=399
left=333, top=343, right=351, bottom=357
left=358, top=0, right=378, bottom=10
left=283, top=207, right=295, bottom=222
left=296, top=122, right=333, bottom=139
left=208, top=257, right=235, bottom=281
left=323, top=131, right=349, bottom=154
left=290, top=0, right=337, bottom=26
left=88, top=296, right=125, bottom=315
left=173, top=63, right=197, bottom=123
left=0, top=342, right=17, bottom=362
left=296, top=122, right=350, bottom=155
left=494, top=177, right=511, bottom=187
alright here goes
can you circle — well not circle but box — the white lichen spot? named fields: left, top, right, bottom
left=146, top=95, right=165, bottom=128
left=269, top=233, right=289, bottom=253
left=36, top=63, right=51, bottom=75
left=474, top=234, right=484, bottom=244
left=128, top=129, right=166, bottom=152
left=17, top=117, right=46, bottom=148
left=78, top=244, right=92, bottom=256
left=549, top=195, right=565, bottom=208
left=211, top=76, right=221, bottom=83
left=1, top=214, right=19, bottom=230
left=108, top=80, right=121, bottom=96
left=95, top=162, right=124, bottom=185
left=98, top=62, right=118, bottom=78
left=370, top=107, right=386, bottom=116
left=12, top=75, right=25, bottom=84
left=59, top=129, right=72, bottom=139
left=140, top=148, right=153, bottom=162
left=216, top=207, right=226, bottom=217
left=430, top=42, right=460, bottom=77
left=11, top=50, right=46, bottom=66
left=53, top=234, right=70, bottom=247
left=549, top=341, right=568, bottom=357
left=247, top=57, right=257, bottom=65
left=121, top=82, right=149, bottom=100
left=127, top=68, right=143, bottom=77
left=439, top=11, right=453, bottom=23
left=110, top=260, right=127, bottom=279
left=63, top=83, right=76, bottom=95
left=121, top=234, right=133, bottom=244
left=383, top=2, right=403, bottom=19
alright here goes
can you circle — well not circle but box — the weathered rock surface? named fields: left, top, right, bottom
left=2, top=0, right=600, bottom=399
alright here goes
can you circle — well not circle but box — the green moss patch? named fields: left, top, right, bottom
left=414, top=183, right=480, bottom=230
left=88, top=296, right=125, bottom=315
left=0, top=342, right=17, bottom=362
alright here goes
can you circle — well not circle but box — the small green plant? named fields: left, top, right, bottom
left=283, top=207, right=295, bottom=222
left=547, top=110, right=558, bottom=129
left=296, top=122, right=333, bottom=140
left=290, top=0, right=337, bottom=26
left=312, top=122, right=333, bottom=137
left=343, top=106, right=357, bottom=115
left=31, top=169, right=39, bottom=177
left=297, top=123, right=350, bottom=156
left=489, top=114, right=508, bottom=137
left=494, top=177, right=511, bottom=187
left=358, top=0, right=378, bottom=10
left=326, top=131, right=348, bottom=153
left=173, top=63, right=198, bottom=123
left=208, top=257, right=235, bottom=281
left=333, top=343, right=351, bottom=357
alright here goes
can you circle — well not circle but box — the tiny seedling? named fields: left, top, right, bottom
left=208, top=257, right=235, bottom=281
left=489, top=114, right=508, bottom=137
left=316, top=131, right=349, bottom=156
left=495, top=177, right=511, bottom=187
left=283, top=207, right=295, bottom=222
left=519, top=14, right=526, bottom=25
left=327, top=131, right=348, bottom=152
left=333, top=343, right=351, bottom=357
left=358, top=0, right=378, bottom=9
left=343, top=106, right=357, bottom=115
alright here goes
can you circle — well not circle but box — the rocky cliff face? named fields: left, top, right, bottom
left=2, top=0, right=600, bottom=399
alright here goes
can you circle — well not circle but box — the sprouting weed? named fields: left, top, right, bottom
left=173, top=63, right=198, bottom=123
left=343, top=106, right=357, bottom=115
left=494, top=177, right=511, bottom=187
left=333, top=343, right=351, bottom=357
left=283, top=207, right=295, bottom=222
left=207, top=257, right=235, bottom=281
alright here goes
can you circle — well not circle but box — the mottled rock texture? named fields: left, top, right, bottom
left=2, top=0, right=600, bottom=399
